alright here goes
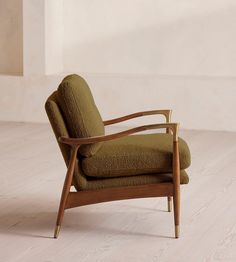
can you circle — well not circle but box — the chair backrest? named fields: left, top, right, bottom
left=45, top=74, right=105, bottom=161
left=45, top=91, right=71, bottom=165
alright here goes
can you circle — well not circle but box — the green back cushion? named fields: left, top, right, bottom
left=57, top=74, right=105, bottom=157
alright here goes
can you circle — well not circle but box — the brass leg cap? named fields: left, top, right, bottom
left=54, top=225, right=61, bottom=239
left=168, top=200, right=172, bottom=212
left=175, top=225, right=180, bottom=238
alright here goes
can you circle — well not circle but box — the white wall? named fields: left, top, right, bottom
left=64, top=0, right=236, bottom=76
left=23, top=0, right=45, bottom=76
left=0, top=73, right=235, bottom=132
left=23, top=0, right=64, bottom=76
left=45, top=0, right=64, bottom=75
left=0, top=0, right=236, bottom=131
left=0, top=0, right=23, bottom=75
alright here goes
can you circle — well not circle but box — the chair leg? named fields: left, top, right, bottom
left=173, top=193, right=180, bottom=238
left=173, top=140, right=180, bottom=238
left=167, top=196, right=172, bottom=212
left=54, top=146, right=79, bottom=238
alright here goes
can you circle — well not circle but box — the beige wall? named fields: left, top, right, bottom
left=45, top=0, right=63, bottom=75
left=23, top=0, right=45, bottom=76
left=0, top=0, right=236, bottom=131
left=0, top=0, right=23, bottom=75
left=0, top=73, right=235, bottom=132
left=64, top=0, right=236, bottom=77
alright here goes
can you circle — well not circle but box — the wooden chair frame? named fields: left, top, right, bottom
left=54, top=109, right=181, bottom=239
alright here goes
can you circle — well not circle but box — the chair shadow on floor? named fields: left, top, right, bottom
left=0, top=200, right=173, bottom=240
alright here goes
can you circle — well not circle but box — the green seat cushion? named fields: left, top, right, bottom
left=57, top=74, right=104, bottom=157
left=74, top=170, right=189, bottom=191
left=81, top=133, right=191, bottom=178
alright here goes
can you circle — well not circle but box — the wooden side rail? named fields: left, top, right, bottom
left=65, top=183, right=174, bottom=209
left=103, top=109, right=172, bottom=125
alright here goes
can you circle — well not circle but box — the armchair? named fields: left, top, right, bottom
left=45, top=74, right=191, bottom=239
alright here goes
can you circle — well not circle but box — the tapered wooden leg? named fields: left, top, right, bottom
left=167, top=196, right=172, bottom=212
left=54, top=225, right=61, bottom=239
left=54, top=146, right=79, bottom=238
left=173, top=140, right=180, bottom=238
left=166, top=114, right=173, bottom=212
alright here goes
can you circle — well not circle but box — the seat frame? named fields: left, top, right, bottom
left=53, top=110, right=181, bottom=239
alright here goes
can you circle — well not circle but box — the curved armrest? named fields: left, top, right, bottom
left=103, top=110, right=172, bottom=126
left=59, top=122, right=179, bottom=148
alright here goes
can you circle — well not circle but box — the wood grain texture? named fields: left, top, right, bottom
left=173, top=140, right=180, bottom=238
left=65, top=183, right=174, bottom=209
left=103, top=109, right=172, bottom=126
left=59, top=122, right=179, bottom=146
left=0, top=122, right=236, bottom=262
left=54, top=146, right=79, bottom=238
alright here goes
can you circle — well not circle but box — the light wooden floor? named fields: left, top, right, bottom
left=1, top=122, right=236, bottom=262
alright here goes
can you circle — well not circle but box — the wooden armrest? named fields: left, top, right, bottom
left=103, top=110, right=172, bottom=126
left=58, top=122, right=179, bottom=148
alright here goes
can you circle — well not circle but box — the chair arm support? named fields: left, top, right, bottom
left=58, top=122, right=179, bottom=147
left=103, top=110, right=172, bottom=126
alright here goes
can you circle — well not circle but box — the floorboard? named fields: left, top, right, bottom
left=0, top=122, right=236, bottom=262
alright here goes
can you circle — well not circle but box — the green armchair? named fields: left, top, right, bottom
left=45, top=74, right=191, bottom=239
